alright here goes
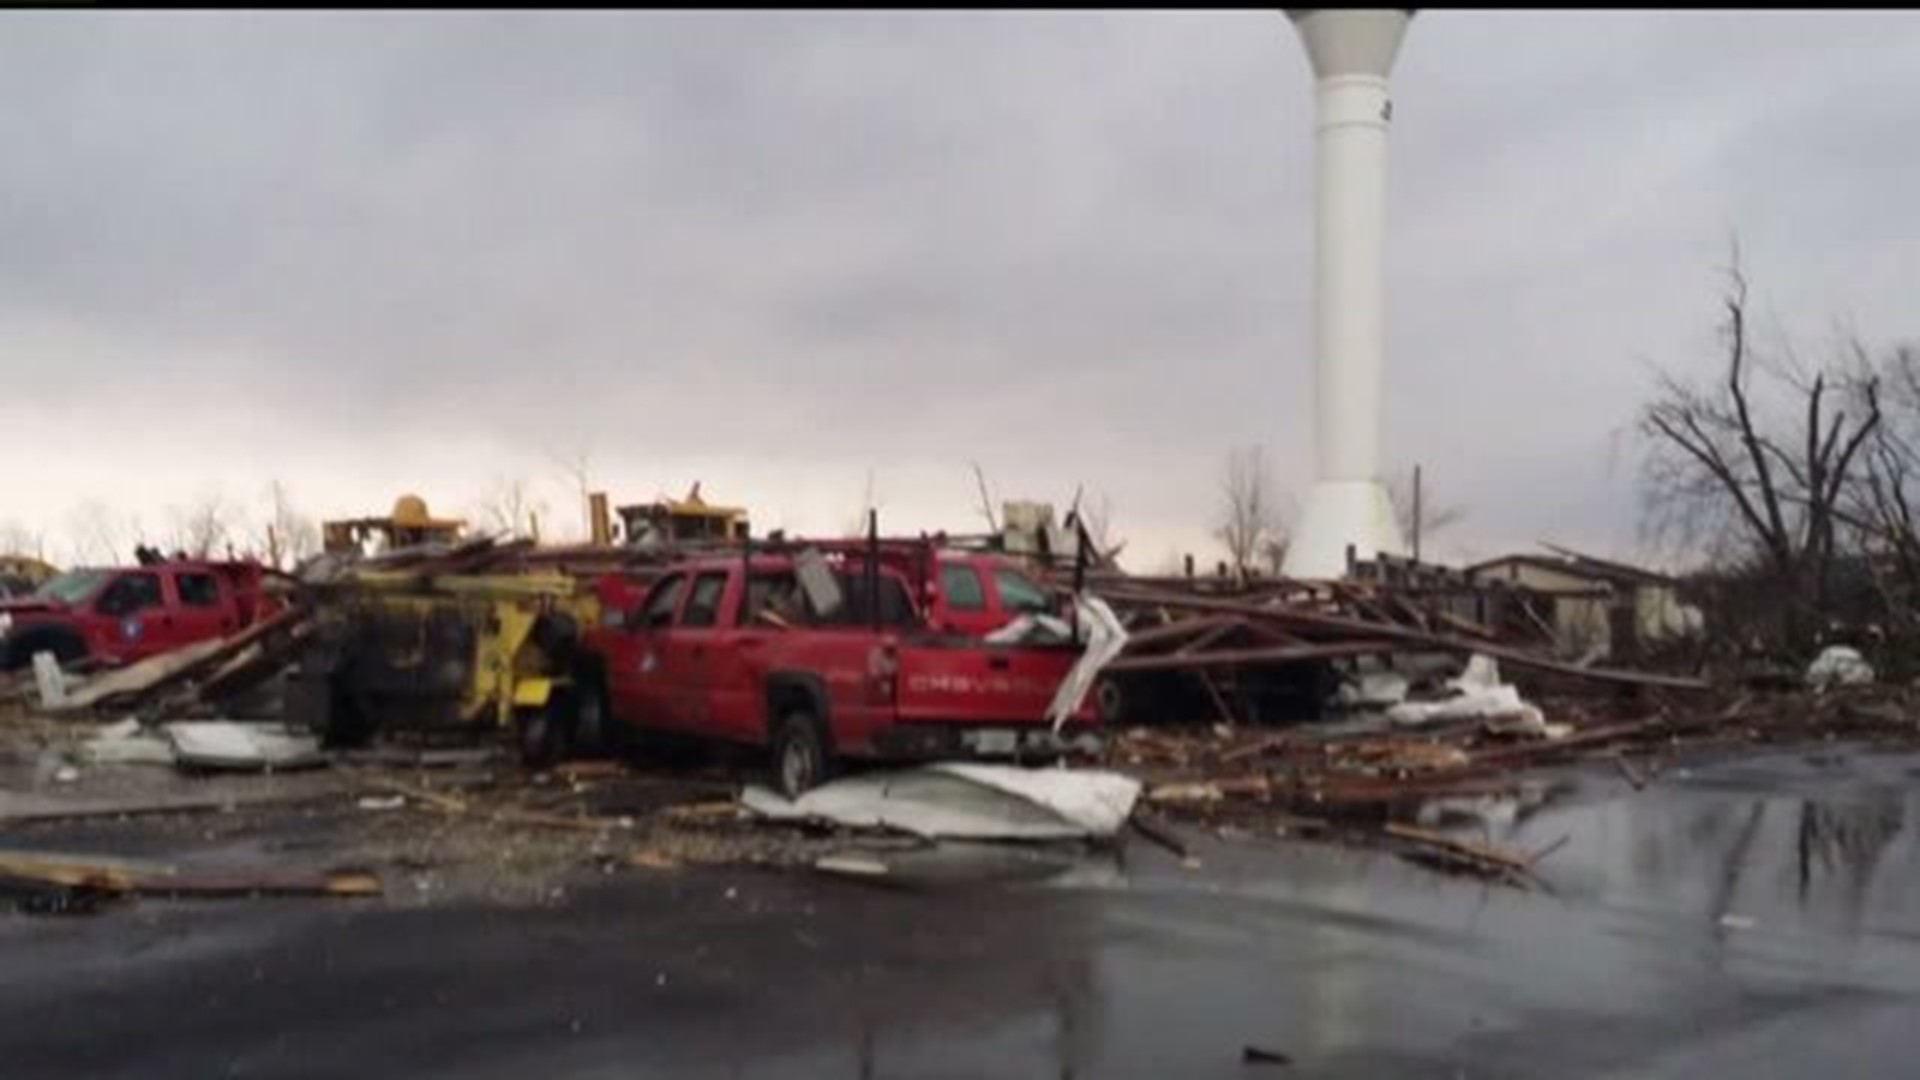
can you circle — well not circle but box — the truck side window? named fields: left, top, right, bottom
left=176, top=572, right=222, bottom=608
left=739, top=573, right=802, bottom=626
left=680, top=572, right=728, bottom=628
left=994, top=568, right=1054, bottom=615
left=97, top=573, right=164, bottom=617
left=940, top=564, right=987, bottom=611
left=640, top=575, right=686, bottom=629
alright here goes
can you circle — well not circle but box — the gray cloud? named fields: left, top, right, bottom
left=2, top=11, right=1917, bottom=565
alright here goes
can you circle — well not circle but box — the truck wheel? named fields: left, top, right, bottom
left=516, top=692, right=572, bottom=770
left=574, top=676, right=628, bottom=761
left=771, top=709, right=834, bottom=800
left=3, top=629, right=86, bottom=673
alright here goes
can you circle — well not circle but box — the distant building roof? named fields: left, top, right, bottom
left=1467, top=544, right=1680, bottom=590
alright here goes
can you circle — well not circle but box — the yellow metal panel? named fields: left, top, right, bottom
left=512, top=677, right=553, bottom=708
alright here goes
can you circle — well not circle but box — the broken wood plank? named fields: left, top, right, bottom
left=1198, top=673, right=1239, bottom=727
left=1174, top=619, right=1248, bottom=656
left=1219, top=735, right=1290, bottom=765
left=1117, top=615, right=1242, bottom=652
left=1127, top=810, right=1191, bottom=859
left=1104, top=641, right=1399, bottom=673
left=1096, top=586, right=1712, bottom=691
left=0, top=852, right=380, bottom=902
left=1613, top=751, right=1648, bottom=790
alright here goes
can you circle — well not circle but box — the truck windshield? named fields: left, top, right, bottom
left=994, top=568, right=1056, bottom=615
left=33, top=569, right=111, bottom=605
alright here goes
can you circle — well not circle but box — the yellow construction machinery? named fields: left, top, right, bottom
left=293, top=484, right=748, bottom=765
left=0, top=555, right=57, bottom=598
left=291, top=564, right=601, bottom=765
left=613, top=482, right=749, bottom=548
left=296, top=495, right=595, bottom=765
left=322, top=494, right=467, bottom=557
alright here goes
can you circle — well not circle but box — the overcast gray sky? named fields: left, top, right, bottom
left=3, top=10, right=1916, bottom=569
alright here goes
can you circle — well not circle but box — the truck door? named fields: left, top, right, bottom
left=608, top=573, right=687, bottom=732
left=706, top=571, right=782, bottom=743
left=91, top=571, right=173, bottom=660
left=936, top=561, right=998, bottom=637
left=665, top=570, right=731, bottom=735
left=168, top=569, right=238, bottom=644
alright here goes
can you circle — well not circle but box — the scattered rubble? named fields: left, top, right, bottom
left=0, top=850, right=379, bottom=915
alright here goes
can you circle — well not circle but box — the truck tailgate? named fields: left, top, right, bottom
left=893, top=639, right=1083, bottom=726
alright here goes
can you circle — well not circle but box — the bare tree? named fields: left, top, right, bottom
left=547, top=440, right=596, bottom=542
left=66, top=500, right=125, bottom=565
left=1638, top=259, right=1881, bottom=650
left=0, top=521, right=48, bottom=561
left=166, top=493, right=236, bottom=559
left=1386, top=467, right=1467, bottom=559
left=256, top=480, right=321, bottom=570
left=477, top=477, right=543, bottom=539
left=1840, top=345, right=1920, bottom=637
left=1215, top=445, right=1284, bottom=578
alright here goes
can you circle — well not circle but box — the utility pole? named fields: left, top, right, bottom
left=1411, top=464, right=1424, bottom=563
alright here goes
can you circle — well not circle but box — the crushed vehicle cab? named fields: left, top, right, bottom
left=577, top=545, right=1102, bottom=797
left=0, top=560, right=284, bottom=672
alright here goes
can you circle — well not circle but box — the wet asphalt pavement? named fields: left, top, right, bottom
left=5, top=743, right=1920, bottom=1079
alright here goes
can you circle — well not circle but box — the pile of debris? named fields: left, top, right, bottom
left=26, top=606, right=312, bottom=725
left=1086, top=575, right=1708, bottom=726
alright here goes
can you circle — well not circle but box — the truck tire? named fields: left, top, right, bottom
left=771, top=708, right=835, bottom=800
left=2, top=628, right=87, bottom=673
left=573, top=671, right=628, bottom=761
left=516, top=691, right=572, bottom=770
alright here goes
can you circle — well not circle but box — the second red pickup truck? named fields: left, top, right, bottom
left=0, top=559, right=284, bottom=672
left=576, top=546, right=1100, bottom=797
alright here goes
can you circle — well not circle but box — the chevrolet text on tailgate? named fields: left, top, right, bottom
left=576, top=546, right=1100, bottom=797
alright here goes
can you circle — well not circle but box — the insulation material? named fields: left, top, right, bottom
left=742, top=763, right=1142, bottom=841
left=1806, top=646, right=1875, bottom=689
left=1047, top=594, right=1129, bottom=733
left=1386, top=655, right=1568, bottom=738
left=165, top=722, right=327, bottom=772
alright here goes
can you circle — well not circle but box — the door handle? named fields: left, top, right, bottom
left=988, top=655, right=1011, bottom=671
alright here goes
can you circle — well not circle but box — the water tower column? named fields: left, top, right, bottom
left=1282, top=9, right=1414, bottom=579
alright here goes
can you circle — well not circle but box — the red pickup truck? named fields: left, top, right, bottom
left=576, top=549, right=1100, bottom=797
left=0, top=560, right=283, bottom=672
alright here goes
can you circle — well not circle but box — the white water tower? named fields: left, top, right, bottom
left=1281, top=9, right=1414, bottom=579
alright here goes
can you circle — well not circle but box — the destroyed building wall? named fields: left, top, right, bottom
left=1468, top=554, right=1704, bottom=663
left=1467, top=558, right=1615, bottom=660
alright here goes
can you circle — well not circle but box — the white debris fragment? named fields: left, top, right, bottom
left=1337, top=669, right=1411, bottom=709
left=742, top=763, right=1142, bottom=841
left=31, top=651, right=68, bottom=710
left=78, top=718, right=178, bottom=766
left=1046, top=595, right=1130, bottom=734
left=1806, top=646, right=1874, bottom=690
left=166, top=722, right=327, bottom=771
left=1386, top=655, right=1564, bottom=738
